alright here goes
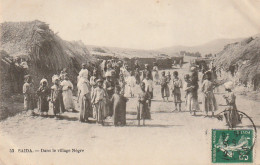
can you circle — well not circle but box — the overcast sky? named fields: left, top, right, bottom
left=1, top=0, right=260, bottom=49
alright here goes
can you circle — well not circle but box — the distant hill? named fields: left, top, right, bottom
left=86, top=45, right=165, bottom=58
left=158, top=38, right=243, bottom=56
left=87, top=38, right=243, bottom=58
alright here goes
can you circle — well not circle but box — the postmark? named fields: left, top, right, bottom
left=212, top=129, right=253, bottom=163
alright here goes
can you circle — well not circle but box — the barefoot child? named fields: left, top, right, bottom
left=171, top=71, right=182, bottom=111
left=137, top=82, right=151, bottom=125
left=160, top=71, right=169, bottom=102
left=36, top=79, right=50, bottom=116
left=111, top=86, right=128, bottom=126
left=51, top=76, right=65, bottom=118
left=201, top=72, right=217, bottom=117
left=23, top=75, right=35, bottom=115
left=91, top=79, right=108, bottom=125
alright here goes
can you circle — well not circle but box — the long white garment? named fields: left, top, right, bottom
left=60, top=80, right=75, bottom=109
left=78, top=69, right=89, bottom=80
left=143, top=79, right=153, bottom=92
left=125, top=76, right=136, bottom=97
left=77, top=77, right=91, bottom=111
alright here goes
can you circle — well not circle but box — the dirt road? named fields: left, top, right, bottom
left=1, top=66, right=260, bottom=165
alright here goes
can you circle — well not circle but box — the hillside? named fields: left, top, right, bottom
left=158, top=38, right=243, bottom=55
left=87, top=38, right=243, bottom=59
left=87, top=45, right=166, bottom=59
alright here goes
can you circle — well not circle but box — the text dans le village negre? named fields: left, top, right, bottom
left=11, top=148, right=85, bottom=154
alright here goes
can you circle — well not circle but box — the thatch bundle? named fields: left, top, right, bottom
left=0, top=20, right=94, bottom=90
left=215, top=36, right=260, bottom=90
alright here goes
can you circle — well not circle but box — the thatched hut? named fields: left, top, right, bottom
left=214, top=37, right=260, bottom=90
left=0, top=20, right=94, bottom=94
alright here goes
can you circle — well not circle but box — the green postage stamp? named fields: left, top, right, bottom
left=212, top=129, right=253, bottom=163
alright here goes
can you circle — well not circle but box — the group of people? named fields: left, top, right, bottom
left=22, top=59, right=241, bottom=128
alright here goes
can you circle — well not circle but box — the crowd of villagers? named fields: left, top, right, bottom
left=22, top=59, right=242, bottom=128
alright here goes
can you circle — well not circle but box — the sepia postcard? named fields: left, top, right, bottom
left=0, top=0, right=260, bottom=164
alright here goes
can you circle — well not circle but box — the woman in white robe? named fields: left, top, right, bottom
left=60, top=76, right=75, bottom=111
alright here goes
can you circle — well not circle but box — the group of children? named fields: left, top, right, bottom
left=23, top=73, right=76, bottom=117
left=22, top=59, right=241, bottom=128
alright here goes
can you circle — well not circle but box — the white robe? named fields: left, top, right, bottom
left=60, top=80, right=75, bottom=109
left=125, top=76, right=136, bottom=97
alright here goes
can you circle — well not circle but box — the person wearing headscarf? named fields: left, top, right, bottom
left=51, top=75, right=65, bottom=117
left=77, top=68, right=92, bottom=122
left=103, top=71, right=114, bottom=99
left=152, top=62, right=159, bottom=85
left=223, top=81, right=242, bottom=128
left=201, top=72, right=217, bottom=117
left=59, top=68, right=68, bottom=82
left=36, top=78, right=50, bottom=116
left=60, top=75, right=76, bottom=112
left=23, top=75, right=35, bottom=114
left=79, top=63, right=90, bottom=80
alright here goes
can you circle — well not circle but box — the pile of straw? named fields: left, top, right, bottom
left=215, top=36, right=260, bottom=89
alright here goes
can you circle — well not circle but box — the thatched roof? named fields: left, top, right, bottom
left=215, top=36, right=260, bottom=83
left=0, top=20, right=95, bottom=86
left=0, top=20, right=94, bottom=71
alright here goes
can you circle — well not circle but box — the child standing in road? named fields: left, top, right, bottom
left=160, top=71, right=170, bottom=102
left=51, top=76, right=65, bottom=118
left=171, top=71, right=182, bottom=111
left=36, top=78, right=50, bottom=116
left=91, top=79, right=108, bottom=125
left=111, top=86, right=128, bottom=126
left=137, top=82, right=151, bottom=125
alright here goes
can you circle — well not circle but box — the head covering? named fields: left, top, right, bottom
left=40, top=78, right=48, bottom=86
left=224, top=81, right=234, bottom=90
left=190, top=66, right=196, bottom=71
left=24, top=75, right=32, bottom=82
left=79, top=69, right=89, bottom=79
left=82, top=63, right=87, bottom=67
left=96, top=79, right=103, bottom=83
left=145, top=64, right=149, bottom=68
left=52, top=75, right=59, bottom=83
left=105, top=71, right=112, bottom=77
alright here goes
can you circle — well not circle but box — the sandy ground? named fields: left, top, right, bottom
left=0, top=64, right=260, bottom=165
